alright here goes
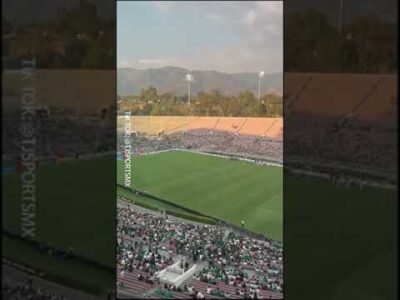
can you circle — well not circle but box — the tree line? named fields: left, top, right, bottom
left=286, top=10, right=397, bottom=73
left=118, top=87, right=282, bottom=117
left=2, top=0, right=115, bottom=69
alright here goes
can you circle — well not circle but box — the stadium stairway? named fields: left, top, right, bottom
left=189, top=278, right=282, bottom=299
left=118, top=269, right=155, bottom=296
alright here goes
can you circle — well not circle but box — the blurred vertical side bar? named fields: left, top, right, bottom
left=2, top=0, right=116, bottom=299
left=284, top=0, right=397, bottom=299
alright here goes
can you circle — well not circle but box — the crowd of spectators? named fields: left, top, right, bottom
left=3, top=107, right=114, bottom=164
left=2, top=278, right=67, bottom=300
left=286, top=116, right=396, bottom=173
left=117, top=204, right=283, bottom=299
left=119, top=130, right=282, bottom=163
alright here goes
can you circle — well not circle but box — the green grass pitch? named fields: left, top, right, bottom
left=2, top=158, right=115, bottom=293
left=2, top=151, right=395, bottom=300
left=284, top=174, right=396, bottom=300
left=118, top=150, right=283, bottom=241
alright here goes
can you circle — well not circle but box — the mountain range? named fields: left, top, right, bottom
left=117, top=66, right=282, bottom=97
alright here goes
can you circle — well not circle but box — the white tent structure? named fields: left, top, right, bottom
left=157, top=260, right=197, bottom=288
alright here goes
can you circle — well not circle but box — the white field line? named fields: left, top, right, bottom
left=137, top=148, right=283, bottom=167
left=288, top=167, right=396, bottom=190
left=130, top=150, right=395, bottom=190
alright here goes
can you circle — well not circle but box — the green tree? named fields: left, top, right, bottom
left=140, top=87, right=158, bottom=102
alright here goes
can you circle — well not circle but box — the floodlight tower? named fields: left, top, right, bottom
left=338, top=0, right=344, bottom=33
left=185, top=73, right=194, bottom=105
left=258, top=71, right=265, bottom=101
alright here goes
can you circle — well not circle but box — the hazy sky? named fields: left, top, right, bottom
left=117, top=1, right=283, bottom=73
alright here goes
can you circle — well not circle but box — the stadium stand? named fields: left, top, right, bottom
left=185, top=117, right=220, bottom=132
left=239, top=119, right=272, bottom=137
left=285, top=73, right=397, bottom=123
left=285, top=73, right=397, bottom=185
left=4, top=106, right=115, bottom=164
left=117, top=203, right=283, bottom=299
left=2, top=277, right=67, bottom=300
left=118, top=116, right=284, bottom=163
left=127, top=116, right=283, bottom=141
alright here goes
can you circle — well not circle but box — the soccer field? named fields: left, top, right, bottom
left=2, top=158, right=115, bottom=293
left=285, top=174, right=396, bottom=300
left=118, top=150, right=283, bottom=240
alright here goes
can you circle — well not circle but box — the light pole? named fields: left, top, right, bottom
left=258, top=71, right=265, bottom=101
left=338, top=0, right=344, bottom=33
left=185, top=73, right=193, bottom=105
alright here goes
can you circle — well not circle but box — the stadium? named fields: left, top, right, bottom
left=118, top=116, right=283, bottom=234
left=2, top=0, right=396, bottom=298
left=116, top=114, right=284, bottom=299
left=284, top=73, right=397, bottom=300
left=2, top=69, right=117, bottom=299
left=116, top=71, right=398, bottom=299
